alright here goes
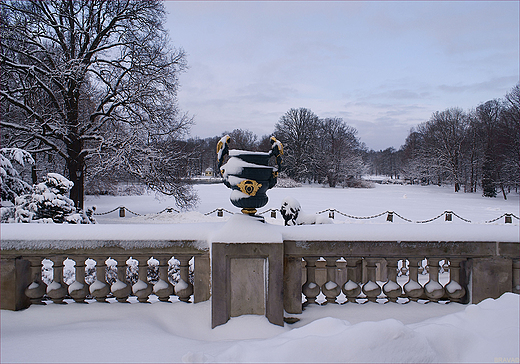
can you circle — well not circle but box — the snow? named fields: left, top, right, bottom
left=1, top=294, right=518, bottom=363
left=363, top=281, right=380, bottom=291
left=404, top=280, right=423, bottom=291
left=1, top=182, right=519, bottom=362
left=132, top=280, right=149, bottom=293
left=325, top=281, right=338, bottom=290
left=344, top=280, right=359, bottom=291
left=175, top=279, right=189, bottom=291
left=89, top=280, right=108, bottom=293
left=446, top=280, right=463, bottom=294
left=153, top=280, right=171, bottom=292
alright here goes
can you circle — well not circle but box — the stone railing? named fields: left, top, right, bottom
left=283, top=240, right=520, bottom=314
left=1, top=223, right=518, bottom=329
left=1, top=241, right=210, bottom=311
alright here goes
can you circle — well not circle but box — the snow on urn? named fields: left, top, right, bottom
left=217, top=135, right=283, bottom=217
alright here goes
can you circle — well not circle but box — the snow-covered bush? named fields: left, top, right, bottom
left=275, top=177, right=302, bottom=188
left=1, top=148, right=34, bottom=204
left=15, top=173, right=86, bottom=223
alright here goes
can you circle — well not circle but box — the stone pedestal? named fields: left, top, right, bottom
left=212, top=242, right=284, bottom=328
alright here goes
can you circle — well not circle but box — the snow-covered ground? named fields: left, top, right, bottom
left=86, top=182, right=519, bottom=225
left=1, top=183, right=519, bottom=363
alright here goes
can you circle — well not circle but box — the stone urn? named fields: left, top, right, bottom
left=217, top=135, right=283, bottom=216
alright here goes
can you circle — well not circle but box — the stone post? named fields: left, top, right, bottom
left=283, top=255, right=302, bottom=314
left=0, top=256, right=31, bottom=310
left=468, top=257, right=513, bottom=304
left=194, top=254, right=211, bottom=303
left=212, top=242, right=284, bottom=328
left=513, top=259, right=520, bottom=295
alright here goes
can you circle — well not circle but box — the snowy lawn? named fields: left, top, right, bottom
left=86, top=182, right=519, bottom=225
left=1, top=183, right=519, bottom=363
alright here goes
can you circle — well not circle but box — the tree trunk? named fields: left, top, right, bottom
left=67, top=137, right=84, bottom=210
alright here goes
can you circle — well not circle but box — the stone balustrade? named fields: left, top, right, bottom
left=1, top=242, right=210, bottom=310
left=1, top=235, right=518, bottom=329
left=283, top=240, right=520, bottom=314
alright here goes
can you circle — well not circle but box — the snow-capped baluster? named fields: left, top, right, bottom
left=445, top=258, right=466, bottom=303
left=342, top=258, right=361, bottom=303
left=321, top=257, right=341, bottom=304
left=302, top=257, right=320, bottom=305
left=111, top=256, right=131, bottom=303
left=46, top=255, right=68, bottom=304
left=90, top=257, right=110, bottom=302
left=404, top=258, right=424, bottom=301
left=68, top=256, right=88, bottom=303
left=154, top=256, right=174, bottom=302
left=383, top=258, right=402, bottom=303
left=24, top=257, right=47, bottom=305
left=175, top=255, right=194, bottom=302
left=133, top=256, right=153, bottom=303
left=424, top=258, right=444, bottom=303
left=362, top=258, right=381, bottom=303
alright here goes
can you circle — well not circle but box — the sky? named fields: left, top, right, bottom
left=164, top=1, right=519, bottom=151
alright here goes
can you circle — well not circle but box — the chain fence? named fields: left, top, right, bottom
left=93, top=206, right=519, bottom=224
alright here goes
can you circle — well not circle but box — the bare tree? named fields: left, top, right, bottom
left=274, top=108, right=320, bottom=182
left=318, top=117, right=363, bottom=187
left=417, top=108, right=469, bottom=192
left=1, top=1, right=194, bottom=209
left=224, top=129, right=258, bottom=151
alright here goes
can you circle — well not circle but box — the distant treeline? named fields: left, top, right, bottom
left=183, top=84, right=519, bottom=198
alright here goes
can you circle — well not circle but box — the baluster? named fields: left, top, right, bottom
left=342, top=258, right=361, bottom=303
left=133, top=256, right=153, bottom=303
left=90, top=257, right=110, bottom=303
left=154, top=255, right=174, bottom=302
left=302, top=257, right=320, bottom=305
left=445, top=258, right=466, bottom=302
left=404, top=258, right=424, bottom=302
left=25, top=257, right=47, bottom=305
left=362, top=258, right=381, bottom=302
left=111, top=256, right=131, bottom=303
left=47, top=255, right=68, bottom=304
left=321, top=257, right=341, bottom=304
left=175, top=255, right=194, bottom=302
left=424, top=257, right=444, bottom=302
left=68, top=256, right=88, bottom=303
left=383, top=258, right=401, bottom=303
